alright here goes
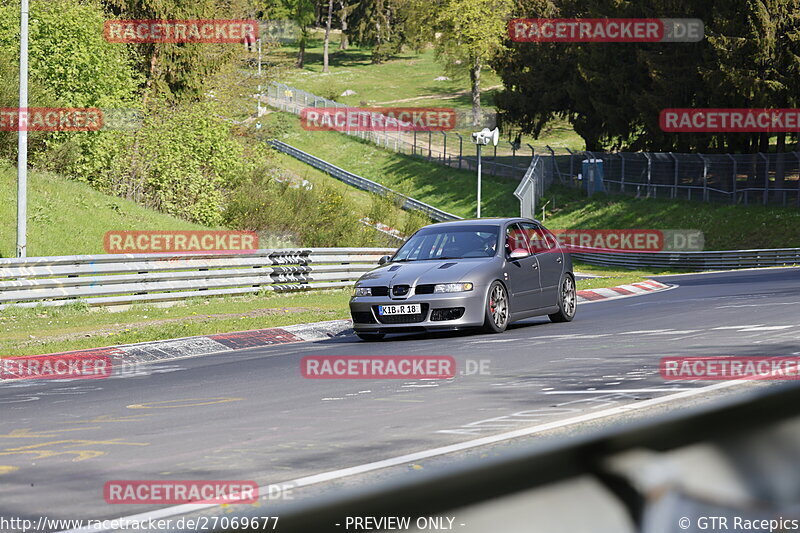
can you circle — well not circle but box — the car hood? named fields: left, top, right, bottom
left=357, top=258, right=493, bottom=287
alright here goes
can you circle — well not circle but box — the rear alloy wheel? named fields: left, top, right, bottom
left=549, top=274, right=577, bottom=323
left=356, top=332, right=385, bottom=341
left=483, top=281, right=509, bottom=333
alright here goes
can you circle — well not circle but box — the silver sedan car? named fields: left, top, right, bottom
left=349, top=217, right=576, bottom=340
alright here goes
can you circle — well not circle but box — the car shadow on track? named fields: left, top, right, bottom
left=326, top=318, right=557, bottom=344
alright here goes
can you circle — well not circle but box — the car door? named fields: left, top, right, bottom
left=520, top=222, right=564, bottom=308
left=502, top=222, right=541, bottom=312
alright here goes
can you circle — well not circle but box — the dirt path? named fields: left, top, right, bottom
left=373, top=84, right=503, bottom=105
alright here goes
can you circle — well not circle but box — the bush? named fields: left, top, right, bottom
left=224, top=171, right=381, bottom=247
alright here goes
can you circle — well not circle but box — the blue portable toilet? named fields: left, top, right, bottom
left=581, top=158, right=606, bottom=194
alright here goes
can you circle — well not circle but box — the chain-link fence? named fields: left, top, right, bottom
left=267, top=82, right=532, bottom=180
left=268, top=82, right=800, bottom=207
left=543, top=150, right=800, bottom=206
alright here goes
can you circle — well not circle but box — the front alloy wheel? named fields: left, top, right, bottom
left=549, top=274, right=577, bottom=323
left=483, top=281, right=509, bottom=333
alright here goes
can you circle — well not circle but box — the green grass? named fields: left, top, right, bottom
left=576, top=275, right=647, bottom=290
left=0, top=161, right=215, bottom=258
left=272, top=150, right=427, bottom=235
left=0, top=289, right=354, bottom=357
left=541, top=185, right=800, bottom=250
left=266, top=111, right=519, bottom=219
left=0, top=273, right=660, bottom=356
left=267, top=116, right=800, bottom=250
left=268, top=33, right=585, bottom=154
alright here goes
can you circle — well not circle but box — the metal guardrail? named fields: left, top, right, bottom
left=0, top=248, right=395, bottom=310
left=267, top=82, right=530, bottom=181
left=268, top=139, right=460, bottom=223
left=269, top=141, right=800, bottom=271
left=572, top=247, right=800, bottom=270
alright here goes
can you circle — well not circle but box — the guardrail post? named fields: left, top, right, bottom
left=455, top=133, right=463, bottom=169
left=668, top=152, right=678, bottom=199
left=565, top=147, right=575, bottom=182
left=546, top=145, right=562, bottom=184
left=795, top=153, right=800, bottom=207
left=727, top=153, right=737, bottom=204
left=526, top=143, right=535, bottom=181
left=698, top=154, right=709, bottom=202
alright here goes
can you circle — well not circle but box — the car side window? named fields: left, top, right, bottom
left=505, top=223, right=530, bottom=255
left=541, top=226, right=561, bottom=249
left=520, top=222, right=551, bottom=254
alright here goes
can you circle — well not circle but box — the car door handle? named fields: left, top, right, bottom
left=556, top=257, right=562, bottom=263
left=532, top=262, right=538, bottom=269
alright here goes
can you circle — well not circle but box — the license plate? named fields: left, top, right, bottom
left=378, top=304, right=421, bottom=315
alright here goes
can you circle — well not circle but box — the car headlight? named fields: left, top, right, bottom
left=434, top=282, right=474, bottom=293
left=353, top=286, right=372, bottom=297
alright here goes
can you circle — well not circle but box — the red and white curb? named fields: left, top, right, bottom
left=577, top=279, right=671, bottom=303
left=2, top=280, right=672, bottom=378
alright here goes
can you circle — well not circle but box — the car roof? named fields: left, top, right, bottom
left=427, top=217, right=542, bottom=227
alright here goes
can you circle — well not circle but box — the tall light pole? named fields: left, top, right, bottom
left=17, top=0, right=29, bottom=258
left=471, top=127, right=499, bottom=218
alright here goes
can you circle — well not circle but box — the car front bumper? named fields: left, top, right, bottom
left=349, top=290, right=487, bottom=333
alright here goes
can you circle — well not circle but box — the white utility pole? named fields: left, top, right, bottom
left=476, top=144, right=482, bottom=218
left=471, top=127, right=499, bottom=219
left=17, top=0, right=29, bottom=258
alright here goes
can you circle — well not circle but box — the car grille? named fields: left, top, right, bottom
left=368, top=286, right=389, bottom=296
left=415, top=284, right=436, bottom=295
left=373, top=304, right=429, bottom=324
left=351, top=311, right=377, bottom=324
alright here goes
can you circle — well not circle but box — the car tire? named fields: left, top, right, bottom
left=356, top=332, right=385, bottom=341
left=483, top=281, right=509, bottom=333
left=549, top=274, right=577, bottom=323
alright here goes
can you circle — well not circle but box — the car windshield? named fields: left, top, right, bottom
left=393, top=225, right=499, bottom=261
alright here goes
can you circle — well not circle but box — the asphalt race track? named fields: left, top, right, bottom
left=0, top=267, right=798, bottom=525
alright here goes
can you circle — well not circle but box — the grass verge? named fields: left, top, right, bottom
left=1, top=274, right=657, bottom=357
left=0, top=162, right=215, bottom=258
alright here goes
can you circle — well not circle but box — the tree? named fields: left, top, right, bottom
left=494, top=0, right=800, bottom=153
left=103, top=0, right=254, bottom=103
left=347, top=0, right=407, bottom=63
left=282, top=0, right=316, bottom=67
left=412, top=0, right=512, bottom=126
left=323, top=0, right=334, bottom=72
left=338, top=0, right=352, bottom=49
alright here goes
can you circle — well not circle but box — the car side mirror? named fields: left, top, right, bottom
left=378, top=255, right=391, bottom=265
left=509, top=248, right=530, bottom=260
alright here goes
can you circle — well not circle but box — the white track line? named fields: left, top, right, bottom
left=61, top=379, right=743, bottom=532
